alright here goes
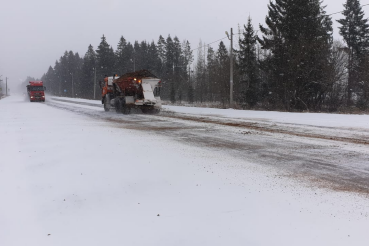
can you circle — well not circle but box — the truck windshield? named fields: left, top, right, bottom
left=29, top=86, right=44, bottom=91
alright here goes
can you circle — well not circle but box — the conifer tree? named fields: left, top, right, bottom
left=148, top=41, right=161, bottom=75
left=71, top=52, right=83, bottom=97
left=238, top=17, right=260, bottom=107
left=140, top=40, right=149, bottom=70
left=217, top=41, right=230, bottom=106
left=125, top=42, right=135, bottom=72
left=183, top=40, right=194, bottom=101
left=182, top=40, right=194, bottom=71
left=115, top=36, right=128, bottom=75
left=133, top=41, right=141, bottom=71
left=53, top=60, right=62, bottom=96
left=173, top=36, right=183, bottom=101
left=259, top=0, right=333, bottom=110
left=195, top=40, right=205, bottom=103
left=337, top=0, right=369, bottom=105
left=43, top=66, right=56, bottom=95
left=59, top=51, right=70, bottom=96
left=96, top=35, right=115, bottom=79
left=165, top=35, right=175, bottom=101
left=165, top=35, right=175, bottom=74
left=81, top=44, right=97, bottom=98
left=207, top=46, right=217, bottom=101
left=157, top=35, right=167, bottom=65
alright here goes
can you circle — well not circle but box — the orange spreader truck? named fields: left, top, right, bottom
left=101, top=70, right=162, bottom=114
left=27, top=81, right=46, bottom=102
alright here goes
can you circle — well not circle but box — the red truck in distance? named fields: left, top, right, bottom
left=27, top=81, right=46, bottom=102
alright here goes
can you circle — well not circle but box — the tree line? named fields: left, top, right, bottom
left=41, top=0, right=369, bottom=112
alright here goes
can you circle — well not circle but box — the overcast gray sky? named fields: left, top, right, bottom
left=0, top=0, right=356, bottom=86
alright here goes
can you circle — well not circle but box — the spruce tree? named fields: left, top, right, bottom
left=238, top=17, right=260, bottom=107
left=165, top=35, right=175, bottom=74
left=207, top=46, right=217, bottom=101
left=195, top=40, right=205, bottom=103
left=173, top=36, right=183, bottom=101
left=115, top=36, right=128, bottom=75
left=337, top=0, right=369, bottom=106
left=165, top=35, right=175, bottom=100
left=53, top=60, right=62, bottom=96
left=96, top=35, right=115, bottom=79
left=217, top=41, right=230, bottom=107
left=125, top=42, right=135, bottom=72
left=72, top=52, right=83, bottom=97
left=147, top=41, right=161, bottom=75
left=59, top=51, right=70, bottom=97
left=259, top=0, right=333, bottom=111
left=43, top=66, right=56, bottom=95
left=183, top=40, right=194, bottom=101
left=81, top=44, right=97, bottom=98
left=133, top=41, right=141, bottom=71
left=157, top=35, right=167, bottom=65
left=140, top=40, right=149, bottom=70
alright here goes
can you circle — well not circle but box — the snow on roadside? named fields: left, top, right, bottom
left=2, top=95, right=368, bottom=246
left=50, top=96, right=369, bottom=129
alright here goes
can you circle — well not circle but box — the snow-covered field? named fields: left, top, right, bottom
left=1, top=95, right=369, bottom=246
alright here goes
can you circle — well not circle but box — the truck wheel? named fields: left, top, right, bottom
left=115, top=99, right=121, bottom=113
left=119, top=98, right=130, bottom=115
left=142, top=108, right=160, bottom=114
left=122, top=106, right=131, bottom=115
left=104, top=95, right=110, bottom=112
left=153, top=109, right=160, bottom=114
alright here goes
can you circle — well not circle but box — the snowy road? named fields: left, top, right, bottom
left=50, top=96, right=369, bottom=193
left=1, top=95, right=369, bottom=246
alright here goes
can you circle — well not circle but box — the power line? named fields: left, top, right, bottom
left=327, top=3, right=369, bottom=16
left=191, top=36, right=228, bottom=52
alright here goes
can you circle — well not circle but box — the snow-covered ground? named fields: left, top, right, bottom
left=1, top=95, right=369, bottom=246
left=50, top=96, right=369, bottom=129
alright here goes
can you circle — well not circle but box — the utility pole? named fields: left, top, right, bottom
left=6, top=77, right=8, bottom=96
left=226, top=28, right=234, bottom=108
left=93, top=67, right=97, bottom=99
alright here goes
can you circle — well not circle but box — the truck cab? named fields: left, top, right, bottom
left=101, top=75, right=117, bottom=102
left=27, top=81, right=46, bottom=102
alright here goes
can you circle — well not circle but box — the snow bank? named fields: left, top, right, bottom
left=163, top=106, right=369, bottom=129
left=50, top=96, right=369, bottom=129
